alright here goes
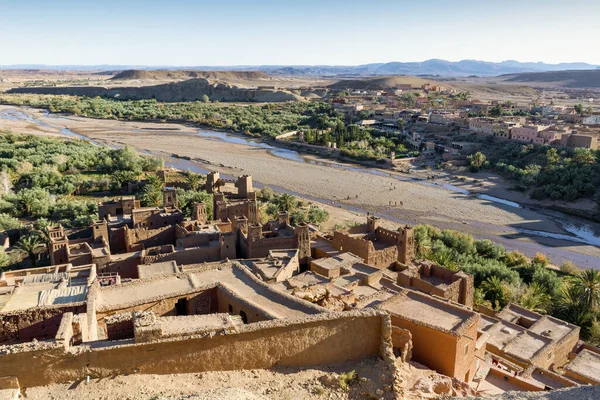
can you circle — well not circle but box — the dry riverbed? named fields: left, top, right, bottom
left=1, top=105, right=599, bottom=268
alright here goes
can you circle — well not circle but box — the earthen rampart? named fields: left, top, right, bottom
left=0, top=309, right=389, bottom=387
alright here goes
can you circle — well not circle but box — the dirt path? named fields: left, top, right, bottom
left=1, top=105, right=599, bottom=268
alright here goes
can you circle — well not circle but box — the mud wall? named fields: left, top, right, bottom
left=126, top=226, right=175, bottom=251
left=389, top=314, right=459, bottom=379
left=96, top=287, right=219, bottom=321
left=0, top=311, right=387, bottom=387
left=0, top=304, right=85, bottom=344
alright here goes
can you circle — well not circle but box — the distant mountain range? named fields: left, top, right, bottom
left=1, top=59, right=599, bottom=77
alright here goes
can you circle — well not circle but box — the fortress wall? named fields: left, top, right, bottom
left=332, top=232, right=370, bottom=260
left=375, top=227, right=402, bottom=246
left=0, top=310, right=387, bottom=388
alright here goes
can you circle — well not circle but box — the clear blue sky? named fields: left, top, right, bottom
left=1, top=0, right=598, bottom=66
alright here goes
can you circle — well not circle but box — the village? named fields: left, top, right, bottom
left=0, top=171, right=598, bottom=399
left=270, top=82, right=600, bottom=173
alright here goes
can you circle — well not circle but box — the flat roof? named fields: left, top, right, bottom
left=138, top=261, right=179, bottom=280
left=1, top=282, right=88, bottom=312
left=478, top=314, right=499, bottom=332
left=311, top=257, right=342, bottom=271
left=379, top=289, right=476, bottom=334
left=98, top=262, right=323, bottom=319
left=286, top=271, right=330, bottom=288
left=564, top=349, right=600, bottom=384
left=503, top=332, right=552, bottom=361
left=529, top=316, right=578, bottom=343
left=98, top=274, right=193, bottom=310
left=482, top=320, right=524, bottom=350
left=497, top=303, right=542, bottom=325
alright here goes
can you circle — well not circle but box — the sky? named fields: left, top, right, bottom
left=0, top=0, right=599, bottom=66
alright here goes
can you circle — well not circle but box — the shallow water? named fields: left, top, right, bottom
left=196, top=129, right=305, bottom=162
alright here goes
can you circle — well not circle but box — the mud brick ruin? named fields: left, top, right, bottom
left=1, top=173, right=598, bottom=394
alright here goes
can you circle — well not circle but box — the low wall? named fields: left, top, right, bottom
left=488, top=366, right=544, bottom=392
left=0, top=304, right=85, bottom=344
left=0, top=310, right=389, bottom=388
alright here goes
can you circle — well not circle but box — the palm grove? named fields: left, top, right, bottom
left=0, top=131, right=329, bottom=272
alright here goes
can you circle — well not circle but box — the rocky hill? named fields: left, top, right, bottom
left=110, top=69, right=270, bottom=81
left=500, top=69, right=600, bottom=88
left=327, top=76, right=441, bottom=90
left=7, top=78, right=303, bottom=102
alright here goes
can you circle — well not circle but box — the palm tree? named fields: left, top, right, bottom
left=555, top=285, right=595, bottom=328
left=572, top=269, right=600, bottom=312
left=15, top=234, right=44, bottom=268
left=414, top=228, right=432, bottom=258
left=186, top=171, right=202, bottom=192
left=277, top=193, right=298, bottom=213
left=519, top=283, right=552, bottom=314
left=481, top=276, right=506, bottom=310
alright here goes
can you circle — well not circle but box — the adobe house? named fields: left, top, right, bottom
left=237, top=212, right=310, bottom=264
left=395, top=260, right=474, bottom=307
left=48, top=222, right=111, bottom=268
left=479, top=304, right=580, bottom=370
left=563, top=345, right=600, bottom=385
left=208, top=173, right=259, bottom=224
left=98, top=196, right=139, bottom=220
left=378, top=288, right=481, bottom=382
left=331, top=216, right=414, bottom=268
left=140, top=222, right=236, bottom=266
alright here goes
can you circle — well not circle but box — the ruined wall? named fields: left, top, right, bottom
left=391, top=326, right=412, bottom=362
left=126, top=226, right=175, bottom=252
left=103, top=255, right=141, bottom=279
left=367, top=247, right=399, bottom=269
left=332, top=232, right=371, bottom=261
left=246, top=236, right=297, bottom=259
left=0, top=311, right=386, bottom=387
left=109, top=227, right=127, bottom=254
left=375, top=227, right=401, bottom=246
left=142, top=246, right=222, bottom=266
left=0, top=304, right=85, bottom=344
left=96, top=288, right=219, bottom=321
left=216, top=290, right=270, bottom=324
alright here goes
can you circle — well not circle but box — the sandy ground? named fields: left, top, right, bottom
left=23, top=357, right=462, bottom=400
left=1, top=105, right=599, bottom=268
left=23, top=357, right=406, bottom=400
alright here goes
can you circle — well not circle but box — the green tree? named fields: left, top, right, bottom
left=201, top=94, right=210, bottom=103
left=468, top=152, right=486, bottom=172
left=481, top=276, right=506, bottom=309
left=519, top=282, right=552, bottom=314
left=0, top=214, right=22, bottom=231
left=489, top=104, right=504, bottom=117
left=545, top=148, right=560, bottom=166
left=276, top=193, right=298, bottom=213
left=14, top=188, right=52, bottom=217
left=574, top=104, right=584, bottom=115
left=307, top=207, right=329, bottom=224
left=0, top=249, right=9, bottom=271
left=572, top=269, right=600, bottom=312
left=15, top=234, right=44, bottom=268
left=186, top=171, right=202, bottom=191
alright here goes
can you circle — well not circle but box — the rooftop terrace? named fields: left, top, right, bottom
left=378, top=289, right=476, bottom=334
